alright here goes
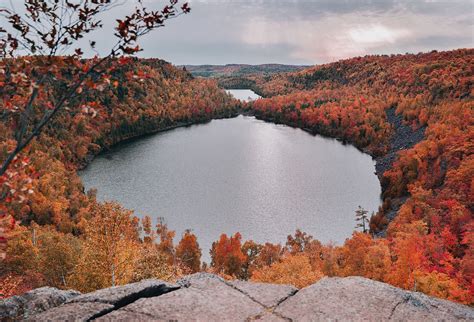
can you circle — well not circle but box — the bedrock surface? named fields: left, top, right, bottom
left=2, top=273, right=473, bottom=321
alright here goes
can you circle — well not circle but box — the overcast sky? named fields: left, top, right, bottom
left=2, top=0, right=473, bottom=65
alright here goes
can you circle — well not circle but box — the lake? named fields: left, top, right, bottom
left=226, top=89, right=261, bottom=102
left=80, top=114, right=381, bottom=262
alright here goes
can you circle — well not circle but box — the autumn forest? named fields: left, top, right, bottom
left=0, top=0, right=473, bottom=307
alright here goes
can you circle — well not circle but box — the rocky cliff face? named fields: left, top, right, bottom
left=1, top=273, right=473, bottom=321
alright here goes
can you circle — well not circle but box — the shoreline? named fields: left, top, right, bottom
left=77, top=112, right=240, bottom=171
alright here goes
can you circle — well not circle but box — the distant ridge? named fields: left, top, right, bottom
left=181, top=64, right=309, bottom=78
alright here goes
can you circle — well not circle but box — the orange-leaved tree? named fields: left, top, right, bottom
left=210, top=232, right=247, bottom=278
left=176, top=229, right=202, bottom=273
left=70, top=201, right=139, bottom=292
left=251, top=254, right=324, bottom=288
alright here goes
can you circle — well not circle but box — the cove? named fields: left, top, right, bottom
left=80, top=115, right=381, bottom=261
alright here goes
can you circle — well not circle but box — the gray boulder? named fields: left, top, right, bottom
left=0, top=287, right=80, bottom=320
left=68, top=279, right=178, bottom=306
left=27, top=279, right=177, bottom=321
left=4, top=275, right=473, bottom=321
left=99, top=273, right=271, bottom=321
left=275, top=276, right=474, bottom=321
left=228, top=279, right=297, bottom=308
left=26, top=302, right=114, bottom=322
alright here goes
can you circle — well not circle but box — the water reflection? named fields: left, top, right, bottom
left=80, top=115, right=381, bottom=262
left=226, top=89, right=261, bottom=102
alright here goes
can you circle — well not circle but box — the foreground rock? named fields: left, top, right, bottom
left=98, top=273, right=296, bottom=321
left=1, top=274, right=472, bottom=321
left=24, top=280, right=178, bottom=321
left=0, top=287, right=80, bottom=320
left=276, top=277, right=473, bottom=321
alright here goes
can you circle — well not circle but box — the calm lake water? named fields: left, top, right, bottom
left=80, top=115, right=381, bottom=262
left=226, top=89, right=261, bottom=101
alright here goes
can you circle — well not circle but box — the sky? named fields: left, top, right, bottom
left=1, top=0, right=473, bottom=65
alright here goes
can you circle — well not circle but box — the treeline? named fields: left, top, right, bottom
left=246, top=49, right=473, bottom=303
left=2, top=202, right=202, bottom=295
left=251, top=88, right=391, bottom=155
left=184, top=64, right=308, bottom=78
left=3, top=211, right=472, bottom=304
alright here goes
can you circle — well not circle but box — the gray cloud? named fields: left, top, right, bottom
left=139, top=0, right=474, bottom=64
left=1, top=0, right=473, bottom=64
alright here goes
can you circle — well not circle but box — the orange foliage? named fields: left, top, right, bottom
left=176, top=230, right=202, bottom=273
left=251, top=254, right=323, bottom=289
left=210, top=233, right=247, bottom=277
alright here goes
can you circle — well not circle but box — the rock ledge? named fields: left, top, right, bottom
left=1, top=274, right=472, bottom=321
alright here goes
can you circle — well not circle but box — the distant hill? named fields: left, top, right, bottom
left=182, top=64, right=309, bottom=78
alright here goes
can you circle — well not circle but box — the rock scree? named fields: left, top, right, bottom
left=1, top=273, right=473, bottom=321
left=372, top=107, right=427, bottom=234
left=375, top=107, right=426, bottom=179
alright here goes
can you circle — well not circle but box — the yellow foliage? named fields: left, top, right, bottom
left=251, top=254, right=324, bottom=289
left=69, top=202, right=140, bottom=292
left=413, top=270, right=472, bottom=305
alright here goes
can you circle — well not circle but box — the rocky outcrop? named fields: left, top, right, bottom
left=276, top=277, right=473, bottom=321
left=375, top=106, right=426, bottom=178
left=0, top=287, right=80, bottom=320
left=372, top=107, right=427, bottom=235
left=1, top=274, right=472, bottom=321
left=25, top=279, right=177, bottom=321
left=97, top=273, right=297, bottom=321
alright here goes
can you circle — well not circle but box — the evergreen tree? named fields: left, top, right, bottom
left=355, top=206, right=369, bottom=234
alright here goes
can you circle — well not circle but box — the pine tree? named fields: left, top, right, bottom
left=355, top=206, right=369, bottom=233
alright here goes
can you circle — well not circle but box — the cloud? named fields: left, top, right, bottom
left=0, top=0, right=472, bottom=64
left=349, top=25, right=409, bottom=44
left=239, top=1, right=472, bottom=63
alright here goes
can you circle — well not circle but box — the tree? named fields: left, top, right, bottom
left=132, top=242, right=178, bottom=283
left=413, top=270, right=471, bottom=304
left=36, top=227, right=81, bottom=288
left=3, top=224, right=37, bottom=274
left=338, top=232, right=373, bottom=277
left=156, top=218, right=176, bottom=265
left=362, top=240, right=392, bottom=282
left=2, top=223, right=81, bottom=292
left=176, top=229, right=201, bottom=273
left=251, top=254, right=323, bottom=289
left=241, top=240, right=262, bottom=279
left=210, top=233, right=247, bottom=277
left=355, top=206, right=369, bottom=233
left=69, top=202, right=139, bottom=292
left=254, top=242, right=283, bottom=269
left=388, top=220, right=427, bottom=290
left=286, top=229, right=313, bottom=254
left=142, top=215, right=156, bottom=244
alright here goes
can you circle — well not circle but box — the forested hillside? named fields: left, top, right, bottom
left=1, top=50, right=472, bottom=305
left=183, top=64, right=308, bottom=94
left=243, top=49, right=473, bottom=303
left=0, top=57, right=237, bottom=295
